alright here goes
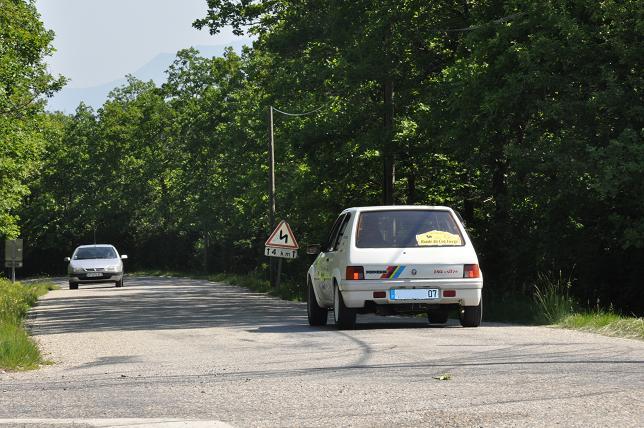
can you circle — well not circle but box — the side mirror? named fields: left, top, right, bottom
left=64, top=257, right=71, bottom=263
left=121, top=255, right=128, bottom=260
left=306, top=244, right=321, bottom=255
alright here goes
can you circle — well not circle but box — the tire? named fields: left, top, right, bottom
left=333, top=282, right=356, bottom=330
left=115, top=278, right=123, bottom=288
left=428, top=306, right=449, bottom=324
left=460, top=298, right=482, bottom=327
left=307, top=278, right=328, bottom=326
left=69, top=282, right=78, bottom=290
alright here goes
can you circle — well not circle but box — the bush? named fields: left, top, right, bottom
left=533, top=271, right=577, bottom=324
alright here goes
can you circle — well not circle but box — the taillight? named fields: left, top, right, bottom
left=463, top=264, right=480, bottom=278
left=346, top=266, right=365, bottom=280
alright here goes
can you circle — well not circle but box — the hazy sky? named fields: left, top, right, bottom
left=36, top=0, right=249, bottom=88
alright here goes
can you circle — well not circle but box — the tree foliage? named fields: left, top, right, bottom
left=0, top=0, right=65, bottom=238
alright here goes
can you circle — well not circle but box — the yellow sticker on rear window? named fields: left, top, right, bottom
left=416, top=230, right=462, bottom=246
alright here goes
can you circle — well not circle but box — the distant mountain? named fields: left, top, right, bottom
left=46, top=42, right=248, bottom=114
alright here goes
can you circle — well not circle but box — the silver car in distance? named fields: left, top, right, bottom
left=65, top=244, right=128, bottom=289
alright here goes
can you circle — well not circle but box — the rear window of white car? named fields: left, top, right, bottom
left=74, top=247, right=117, bottom=260
left=355, top=210, right=465, bottom=248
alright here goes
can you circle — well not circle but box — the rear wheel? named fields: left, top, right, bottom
left=333, top=282, right=356, bottom=330
left=307, top=278, right=328, bottom=326
left=69, top=282, right=78, bottom=290
left=427, top=306, right=449, bottom=324
left=460, top=298, right=482, bottom=327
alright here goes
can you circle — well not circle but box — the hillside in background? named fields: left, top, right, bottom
left=46, top=42, right=247, bottom=113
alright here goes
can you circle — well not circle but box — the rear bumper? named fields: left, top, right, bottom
left=339, top=278, right=482, bottom=308
left=69, top=273, right=123, bottom=283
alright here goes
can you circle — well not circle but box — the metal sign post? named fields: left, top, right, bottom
left=4, top=239, right=23, bottom=283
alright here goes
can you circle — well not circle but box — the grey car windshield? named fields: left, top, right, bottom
left=74, top=247, right=117, bottom=260
left=356, top=210, right=464, bottom=248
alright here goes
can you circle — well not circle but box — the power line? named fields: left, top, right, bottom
left=272, top=104, right=325, bottom=117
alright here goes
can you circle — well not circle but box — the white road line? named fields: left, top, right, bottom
left=0, top=419, right=232, bottom=428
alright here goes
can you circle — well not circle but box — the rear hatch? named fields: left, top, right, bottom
left=354, top=247, right=476, bottom=280
left=349, top=208, right=478, bottom=280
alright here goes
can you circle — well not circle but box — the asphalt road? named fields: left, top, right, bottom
left=1, top=276, right=643, bottom=427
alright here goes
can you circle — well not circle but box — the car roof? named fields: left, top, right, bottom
left=343, top=205, right=454, bottom=213
left=75, top=244, right=116, bottom=249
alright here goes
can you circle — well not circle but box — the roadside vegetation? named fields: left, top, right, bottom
left=558, top=313, right=644, bottom=340
left=529, top=272, right=643, bottom=340
left=0, top=279, right=57, bottom=370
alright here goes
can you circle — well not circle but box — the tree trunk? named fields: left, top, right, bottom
left=203, top=231, right=209, bottom=273
left=407, top=168, right=416, bottom=204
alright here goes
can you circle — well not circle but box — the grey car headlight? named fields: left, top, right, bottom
left=105, top=265, right=119, bottom=272
left=71, top=266, right=84, bottom=274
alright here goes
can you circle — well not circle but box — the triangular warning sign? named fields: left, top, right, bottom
left=265, top=220, right=299, bottom=249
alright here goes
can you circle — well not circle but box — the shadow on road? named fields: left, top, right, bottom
left=31, top=276, right=308, bottom=335
left=32, top=276, right=508, bottom=335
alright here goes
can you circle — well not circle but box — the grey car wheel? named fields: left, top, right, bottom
left=333, top=282, right=356, bottom=330
left=460, top=298, right=482, bottom=327
left=307, top=278, right=328, bottom=326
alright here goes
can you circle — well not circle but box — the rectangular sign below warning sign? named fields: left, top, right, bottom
left=265, top=247, right=297, bottom=259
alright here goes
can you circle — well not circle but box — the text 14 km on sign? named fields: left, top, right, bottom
left=265, top=247, right=297, bottom=259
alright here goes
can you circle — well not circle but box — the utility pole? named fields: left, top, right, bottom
left=268, top=106, right=278, bottom=287
left=268, top=106, right=276, bottom=228
left=267, top=104, right=324, bottom=287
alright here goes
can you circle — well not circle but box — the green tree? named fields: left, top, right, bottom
left=431, top=0, right=643, bottom=309
left=0, top=0, right=65, bottom=238
left=195, top=0, right=471, bottom=205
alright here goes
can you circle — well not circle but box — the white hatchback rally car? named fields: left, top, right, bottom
left=306, top=206, right=483, bottom=329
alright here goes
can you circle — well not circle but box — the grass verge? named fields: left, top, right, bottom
left=0, top=279, right=58, bottom=371
left=558, top=312, right=644, bottom=340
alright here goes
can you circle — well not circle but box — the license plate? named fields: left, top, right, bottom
left=390, top=288, right=439, bottom=300
left=86, top=272, right=102, bottom=278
